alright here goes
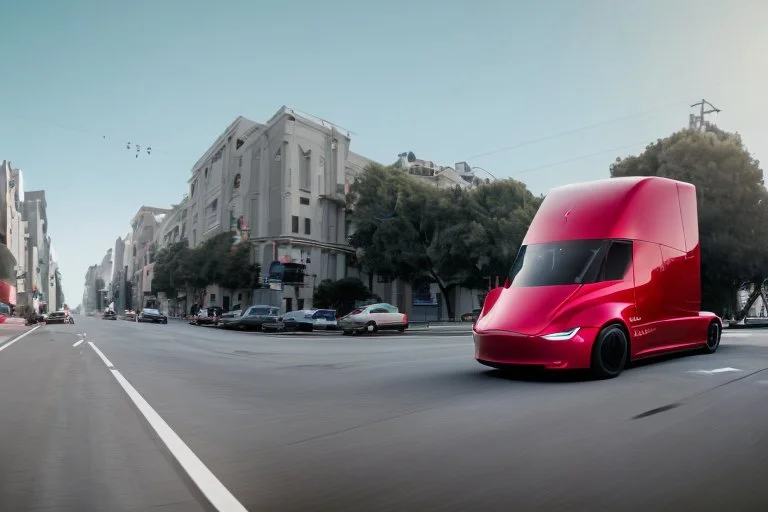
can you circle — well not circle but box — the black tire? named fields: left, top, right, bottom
left=591, top=324, right=629, bottom=379
left=365, top=321, right=377, bottom=334
left=702, top=320, right=721, bottom=354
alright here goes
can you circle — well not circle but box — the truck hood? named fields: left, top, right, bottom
left=474, top=284, right=581, bottom=336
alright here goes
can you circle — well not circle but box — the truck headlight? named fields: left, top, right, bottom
left=542, top=327, right=580, bottom=341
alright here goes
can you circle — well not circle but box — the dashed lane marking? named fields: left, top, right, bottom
left=688, top=367, right=743, bottom=375
left=88, top=342, right=247, bottom=512
left=73, top=339, right=84, bottom=348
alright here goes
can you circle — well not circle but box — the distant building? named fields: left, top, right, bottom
left=24, top=190, right=53, bottom=313
left=393, top=152, right=483, bottom=189
left=0, top=160, right=25, bottom=307
left=128, top=206, right=170, bottom=310
left=158, top=106, right=377, bottom=313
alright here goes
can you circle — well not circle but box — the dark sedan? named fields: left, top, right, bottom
left=219, top=305, right=279, bottom=331
left=137, top=308, right=168, bottom=324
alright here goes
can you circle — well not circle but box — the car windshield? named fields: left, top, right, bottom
left=510, top=239, right=609, bottom=287
left=144, top=309, right=160, bottom=315
left=312, top=310, right=336, bottom=320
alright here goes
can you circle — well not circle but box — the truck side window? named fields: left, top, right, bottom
left=602, top=241, right=633, bottom=281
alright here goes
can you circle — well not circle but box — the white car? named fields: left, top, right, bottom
left=339, top=303, right=408, bottom=335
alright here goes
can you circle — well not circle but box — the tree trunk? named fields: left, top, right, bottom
left=429, top=271, right=454, bottom=321
left=734, top=280, right=761, bottom=321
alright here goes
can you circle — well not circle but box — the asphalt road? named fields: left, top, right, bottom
left=1, top=318, right=768, bottom=511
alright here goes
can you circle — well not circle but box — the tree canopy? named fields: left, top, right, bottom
left=610, top=126, right=768, bottom=315
left=347, top=163, right=540, bottom=319
left=312, top=277, right=375, bottom=317
left=152, top=233, right=260, bottom=303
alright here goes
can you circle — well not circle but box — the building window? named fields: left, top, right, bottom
left=291, top=216, right=299, bottom=233
left=207, top=199, right=218, bottom=229
left=299, top=197, right=310, bottom=205
left=304, top=218, right=311, bottom=235
left=299, top=148, right=311, bottom=191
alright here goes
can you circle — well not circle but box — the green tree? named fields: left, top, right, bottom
left=470, top=179, right=542, bottom=289
left=151, top=240, right=190, bottom=299
left=610, top=126, right=768, bottom=316
left=348, top=164, right=493, bottom=320
left=312, top=277, right=374, bottom=316
left=218, top=241, right=261, bottom=296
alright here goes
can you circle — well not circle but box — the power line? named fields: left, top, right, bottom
left=12, top=113, right=166, bottom=158
left=468, top=99, right=692, bottom=160
left=510, top=141, right=648, bottom=177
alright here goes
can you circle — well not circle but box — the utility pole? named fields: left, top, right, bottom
left=689, top=99, right=721, bottom=131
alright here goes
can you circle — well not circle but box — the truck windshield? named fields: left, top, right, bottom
left=510, top=239, right=609, bottom=287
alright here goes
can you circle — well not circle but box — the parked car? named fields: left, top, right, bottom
left=103, top=310, right=117, bottom=320
left=45, top=310, right=70, bottom=325
left=218, top=308, right=242, bottom=328
left=219, top=305, right=280, bottom=331
left=283, top=310, right=316, bottom=332
left=461, top=308, right=482, bottom=323
left=190, top=307, right=220, bottom=326
left=308, top=309, right=338, bottom=330
left=339, top=303, right=408, bottom=335
left=262, top=310, right=312, bottom=332
left=138, top=308, right=168, bottom=324
left=124, top=310, right=137, bottom=321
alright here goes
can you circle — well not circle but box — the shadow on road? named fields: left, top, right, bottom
left=481, top=368, right=594, bottom=384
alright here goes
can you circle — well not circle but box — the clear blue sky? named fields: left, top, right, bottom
left=2, top=0, right=767, bottom=306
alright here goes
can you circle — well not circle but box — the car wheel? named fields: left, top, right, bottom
left=342, top=330, right=352, bottom=336
left=163, top=319, right=168, bottom=324
left=365, top=321, right=377, bottom=334
left=702, top=320, right=721, bottom=354
left=590, top=324, right=628, bottom=379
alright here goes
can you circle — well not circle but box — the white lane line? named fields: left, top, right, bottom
left=722, top=332, right=752, bottom=338
left=88, top=343, right=247, bottom=512
left=73, top=339, right=84, bottom=348
left=0, top=325, right=41, bottom=353
left=689, top=367, right=743, bottom=375
left=87, top=341, right=113, bottom=368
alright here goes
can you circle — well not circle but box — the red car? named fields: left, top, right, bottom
left=473, top=176, right=721, bottom=378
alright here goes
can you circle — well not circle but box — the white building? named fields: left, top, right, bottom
left=168, top=107, right=374, bottom=313
left=394, top=152, right=484, bottom=189
left=149, top=108, right=487, bottom=320
left=0, top=161, right=26, bottom=308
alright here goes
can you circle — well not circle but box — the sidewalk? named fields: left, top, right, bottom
left=408, top=322, right=474, bottom=331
